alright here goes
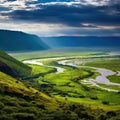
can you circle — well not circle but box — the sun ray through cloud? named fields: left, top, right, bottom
left=0, top=0, right=120, bottom=36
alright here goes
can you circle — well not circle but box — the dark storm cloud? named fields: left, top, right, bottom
left=7, top=0, right=16, bottom=1
left=0, top=0, right=119, bottom=37
left=6, top=2, right=120, bottom=27
left=37, top=0, right=75, bottom=2
left=0, top=6, right=10, bottom=11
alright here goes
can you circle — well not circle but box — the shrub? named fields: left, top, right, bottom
left=99, top=114, right=107, bottom=120
left=18, top=101, right=30, bottom=107
left=102, top=101, right=109, bottom=105
left=36, top=104, right=45, bottom=109
left=0, top=102, right=4, bottom=109
left=11, top=113, right=36, bottom=120
left=4, top=100, right=18, bottom=106
left=3, top=106, right=18, bottom=114
left=27, top=85, right=31, bottom=89
left=0, top=115, right=13, bottom=120
left=90, top=96, right=98, bottom=100
left=106, top=111, right=116, bottom=118
left=16, top=81, right=19, bottom=83
left=79, top=95, right=85, bottom=98
left=18, top=107, right=38, bottom=115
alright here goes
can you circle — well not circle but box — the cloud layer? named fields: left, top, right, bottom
left=0, top=0, right=120, bottom=36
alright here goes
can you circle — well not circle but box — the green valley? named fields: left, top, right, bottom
left=0, top=50, right=120, bottom=120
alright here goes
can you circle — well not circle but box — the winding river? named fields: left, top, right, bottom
left=23, top=58, right=120, bottom=92
left=23, top=59, right=64, bottom=74
left=58, top=59, right=120, bottom=92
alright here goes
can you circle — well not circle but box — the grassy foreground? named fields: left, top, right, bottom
left=1, top=72, right=118, bottom=120
left=0, top=50, right=119, bottom=120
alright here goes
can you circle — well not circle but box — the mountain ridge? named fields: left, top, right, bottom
left=0, top=29, right=49, bottom=52
left=41, top=36, right=120, bottom=48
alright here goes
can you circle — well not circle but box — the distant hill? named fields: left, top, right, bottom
left=0, top=29, right=49, bottom=51
left=0, top=50, right=31, bottom=77
left=41, top=36, right=120, bottom=48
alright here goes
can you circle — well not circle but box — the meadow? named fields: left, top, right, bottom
left=11, top=50, right=120, bottom=110
left=0, top=50, right=117, bottom=120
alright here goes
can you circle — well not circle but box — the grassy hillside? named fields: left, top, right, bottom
left=0, top=71, right=67, bottom=120
left=0, top=50, right=31, bottom=77
left=1, top=71, right=120, bottom=120
left=0, top=72, right=51, bottom=101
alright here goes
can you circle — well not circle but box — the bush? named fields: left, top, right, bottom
left=102, top=101, right=109, bottom=105
left=79, top=95, right=85, bottom=98
left=36, top=104, right=45, bottom=109
left=0, top=115, right=13, bottom=120
left=90, top=96, right=98, bottom=100
left=16, top=81, right=19, bottom=83
left=18, top=101, right=30, bottom=107
left=4, top=100, right=18, bottom=106
left=106, top=111, right=116, bottom=118
left=11, top=113, right=36, bottom=120
left=18, top=107, right=38, bottom=115
left=0, top=102, right=4, bottom=109
left=3, top=106, right=18, bottom=114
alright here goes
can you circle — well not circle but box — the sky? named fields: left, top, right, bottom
left=0, top=0, right=120, bottom=37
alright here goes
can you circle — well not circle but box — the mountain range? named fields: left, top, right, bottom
left=0, top=29, right=119, bottom=52
left=41, top=36, right=120, bottom=48
left=0, top=30, right=49, bottom=52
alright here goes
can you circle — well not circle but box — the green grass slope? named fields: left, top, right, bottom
left=1, top=71, right=120, bottom=120
left=0, top=72, right=67, bottom=120
left=0, top=50, right=31, bottom=77
left=0, top=72, right=51, bottom=101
